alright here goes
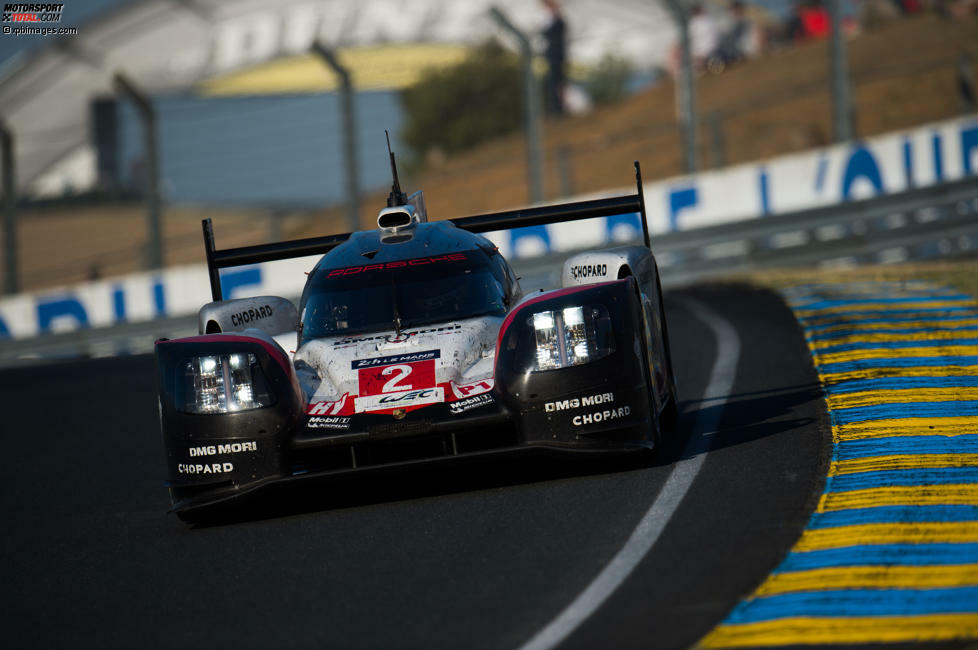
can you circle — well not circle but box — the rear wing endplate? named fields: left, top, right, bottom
left=203, top=162, right=649, bottom=302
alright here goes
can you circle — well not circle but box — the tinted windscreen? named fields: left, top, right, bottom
left=302, top=251, right=507, bottom=340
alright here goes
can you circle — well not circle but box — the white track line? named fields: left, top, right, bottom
left=517, top=298, right=741, bottom=650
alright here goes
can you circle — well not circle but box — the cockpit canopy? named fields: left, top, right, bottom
left=300, top=247, right=513, bottom=343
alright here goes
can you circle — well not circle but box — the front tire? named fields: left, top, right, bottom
left=660, top=394, right=679, bottom=431
left=655, top=270, right=679, bottom=433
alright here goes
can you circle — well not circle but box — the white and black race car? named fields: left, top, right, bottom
left=155, top=161, right=677, bottom=517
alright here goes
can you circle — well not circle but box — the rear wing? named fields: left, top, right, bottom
left=203, top=162, right=649, bottom=302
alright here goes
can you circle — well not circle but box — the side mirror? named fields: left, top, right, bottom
left=198, top=296, right=298, bottom=337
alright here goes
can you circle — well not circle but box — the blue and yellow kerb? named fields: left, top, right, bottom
left=702, top=281, right=978, bottom=647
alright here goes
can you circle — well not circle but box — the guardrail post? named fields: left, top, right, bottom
left=708, top=111, right=726, bottom=169
left=1, top=119, right=17, bottom=294
left=666, top=0, right=699, bottom=174
left=113, top=72, right=164, bottom=270
left=556, top=145, right=574, bottom=198
left=311, top=42, right=361, bottom=231
left=829, top=0, right=854, bottom=142
left=268, top=207, right=285, bottom=243
left=489, top=6, right=544, bottom=204
left=958, top=54, right=976, bottom=114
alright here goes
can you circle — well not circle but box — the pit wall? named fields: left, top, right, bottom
left=2, top=114, right=977, bottom=340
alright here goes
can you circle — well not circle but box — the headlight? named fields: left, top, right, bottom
left=179, top=353, right=274, bottom=414
left=518, top=305, right=615, bottom=372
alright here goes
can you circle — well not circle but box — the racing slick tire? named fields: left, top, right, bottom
left=655, top=271, right=679, bottom=433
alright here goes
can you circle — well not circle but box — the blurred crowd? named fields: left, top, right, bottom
left=671, top=0, right=978, bottom=76
left=668, top=0, right=769, bottom=76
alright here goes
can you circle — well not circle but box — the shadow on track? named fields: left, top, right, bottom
left=178, top=399, right=717, bottom=528
left=183, top=435, right=689, bottom=528
left=685, top=382, right=823, bottom=455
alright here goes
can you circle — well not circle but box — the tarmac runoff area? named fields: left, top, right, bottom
left=702, top=281, right=978, bottom=647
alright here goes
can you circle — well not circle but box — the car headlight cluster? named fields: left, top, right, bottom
left=520, top=305, right=615, bottom=372
left=180, top=353, right=273, bottom=414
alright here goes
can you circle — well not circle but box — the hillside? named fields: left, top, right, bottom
left=6, top=13, right=978, bottom=294
left=405, top=13, right=978, bottom=220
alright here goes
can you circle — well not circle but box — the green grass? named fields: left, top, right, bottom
left=736, top=256, right=978, bottom=297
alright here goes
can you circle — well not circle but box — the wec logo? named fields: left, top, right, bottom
left=379, top=388, right=436, bottom=404
left=354, top=386, right=445, bottom=413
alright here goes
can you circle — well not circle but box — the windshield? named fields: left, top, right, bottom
left=301, top=250, right=507, bottom=340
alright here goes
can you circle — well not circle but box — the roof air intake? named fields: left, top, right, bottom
left=377, top=205, right=416, bottom=230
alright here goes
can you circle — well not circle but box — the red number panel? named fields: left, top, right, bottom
left=357, top=360, right=437, bottom=397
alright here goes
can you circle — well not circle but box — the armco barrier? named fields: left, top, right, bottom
left=654, top=175, right=978, bottom=285
left=0, top=312, right=198, bottom=366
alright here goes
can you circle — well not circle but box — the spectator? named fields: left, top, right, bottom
left=891, top=0, right=923, bottom=13
left=959, top=54, right=976, bottom=113
left=860, top=0, right=901, bottom=28
left=541, top=0, right=567, bottom=115
left=943, top=0, right=978, bottom=17
left=786, top=0, right=831, bottom=41
left=799, top=0, right=830, bottom=39
left=689, top=3, right=720, bottom=67
left=715, top=0, right=759, bottom=65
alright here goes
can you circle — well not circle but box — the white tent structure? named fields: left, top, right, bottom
left=0, top=0, right=676, bottom=198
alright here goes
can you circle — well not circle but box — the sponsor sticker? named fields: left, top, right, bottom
left=450, top=378, right=494, bottom=399
left=354, top=387, right=444, bottom=413
left=187, top=441, right=258, bottom=457
left=230, top=304, right=273, bottom=327
left=544, top=392, right=615, bottom=412
left=332, top=324, right=461, bottom=346
left=307, top=395, right=350, bottom=416
left=449, top=393, right=495, bottom=415
left=572, top=405, right=632, bottom=426
left=570, top=263, right=608, bottom=280
left=351, top=350, right=439, bottom=369
left=327, top=253, right=467, bottom=277
left=177, top=462, right=234, bottom=475
left=307, top=416, right=352, bottom=430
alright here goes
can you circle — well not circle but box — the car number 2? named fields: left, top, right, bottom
left=357, top=359, right=437, bottom=397
left=381, top=365, right=413, bottom=392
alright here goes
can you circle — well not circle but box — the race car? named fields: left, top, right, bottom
left=155, top=160, right=677, bottom=517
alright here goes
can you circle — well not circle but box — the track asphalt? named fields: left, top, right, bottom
left=0, top=286, right=829, bottom=649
